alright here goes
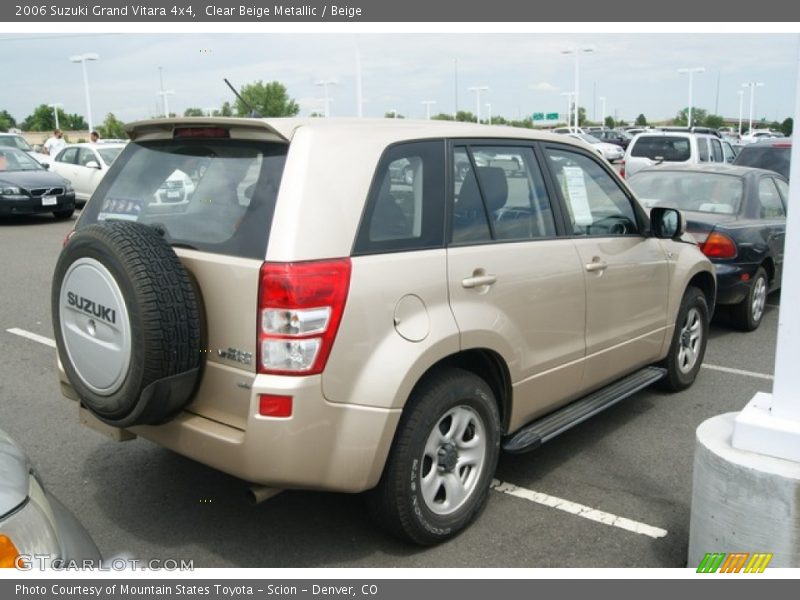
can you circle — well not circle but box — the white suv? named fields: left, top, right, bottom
left=621, top=130, right=737, bottom=178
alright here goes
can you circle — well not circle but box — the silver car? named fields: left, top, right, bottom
left=0, top=428, right=100, bottom=569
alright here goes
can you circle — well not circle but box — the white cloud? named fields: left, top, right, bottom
left=529, top=82, right=560, bottom=92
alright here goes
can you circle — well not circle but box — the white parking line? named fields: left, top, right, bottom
left=701, top=363, right=773, bottom=381
left=6, top=328, right=55, bottom=348
left=491, top=479, right=668, bottom=539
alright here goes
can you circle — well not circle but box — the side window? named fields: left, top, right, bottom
left=78, top=148, right=98, bottom=167
left=353, top=140, right=445, bottom=254
left=697, top=138, right=709, bottom=162
left=723, top=141, right=736, bottom=163
left=545, top=147, right=639, bottom=236
left=758, top=178, right=786, bottom=218
left=452, top=147, right=491, bottom=243
left=455, top=146, right=556, bottom=242
left=711, top=139, right=724, bottom=163
left=775, top=178, right=790, bottom=204
left=58, top=147, right=78, bottom=164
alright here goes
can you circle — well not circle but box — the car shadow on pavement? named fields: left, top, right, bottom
left=79, top=440, right=427, bottom=567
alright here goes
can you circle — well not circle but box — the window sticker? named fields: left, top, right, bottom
left=97, top=197, right=143, bottom=222
left=562, top=166, right=593, bottom=226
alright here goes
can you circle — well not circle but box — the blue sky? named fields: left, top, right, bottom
left=1, top=32, right=797, bottom=126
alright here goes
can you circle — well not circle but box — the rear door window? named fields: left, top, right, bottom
left=758, top=177, right=786, bottom=218
left=78, top=139, right=287, bottom=260
left=697, top=138, right=709, bottom=162
left=630, top=136, right=691, bottom=162
left=57, top=147, right=78, bottom=164
left=451, top=145, right=556, bottom=243
left=710, top=139, right=724, bottom=163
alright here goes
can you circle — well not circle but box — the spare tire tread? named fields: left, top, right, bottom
left=52, top=222, right=202, bottom=426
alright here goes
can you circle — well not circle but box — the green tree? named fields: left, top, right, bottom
left=21, top=104, right=87, bottom=131
left=233, top=81, right=299, bottom=117
left=96, top=113, right=126, bottom=139
left=220, top=101, right=233, bottom=117
left=781, top=117, right=793, bottom=136
left=635, top=114, right=648, bottom=126
left=674, top=107, right=708, bottom=127
left=455, top=110, right=476, bottom=122
left=577, top=106, right=587, bottom=126
left=384, top=111, right=405, bottom=119
left=705, top=114, right=725, bottom=129
left=604, top=116, right=616, bottom=129
left=0, top=109, right=17, bottom=132
left=183, top=107, right=206, bottom=117
left=431, top=113, right=455, bottom=121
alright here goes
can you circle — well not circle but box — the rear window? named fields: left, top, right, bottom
left=630, top=136, right=691, bottom=162
left=628, top=171, right=743, bottom=215
left=734, top=146, right=791, bottom=179
left=79, top=139, right=287, bottom=260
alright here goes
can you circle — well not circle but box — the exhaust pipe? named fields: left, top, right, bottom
left=247, top=485, right=284, bottom=505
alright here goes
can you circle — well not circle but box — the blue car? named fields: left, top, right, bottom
left=628, top=163, right=787, bottom=331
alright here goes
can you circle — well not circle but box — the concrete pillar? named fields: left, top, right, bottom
left=688, top=413, right=800, bottom=567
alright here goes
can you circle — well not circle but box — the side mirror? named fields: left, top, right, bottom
left=42, top=162, right=50, bottom=170
left=650, top=207, right=686, bottom=240
left=85, top=161, right=101, bottom=169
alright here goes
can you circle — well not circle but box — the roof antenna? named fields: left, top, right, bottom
left=224, top=78, right=262, bottom=118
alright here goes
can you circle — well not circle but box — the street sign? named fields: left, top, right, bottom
left=533, top=112, right=559, bottom=121
left=532, top=112, right=544, bottom=120
left=546, top=112, right=559, bottom=120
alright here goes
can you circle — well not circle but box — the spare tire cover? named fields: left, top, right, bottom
left=52, top=222, right=202, bottom=427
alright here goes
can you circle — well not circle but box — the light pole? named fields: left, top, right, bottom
left=599, top=96, right=606, bottom=126
left=562, top=47, right=593, bottom=131
left=69, top=53, right=99, bottom=133
left=453, top=58, right=459, bottom=119
left=156, top=90, right=175, bottom=118
left=486, top=103, right=492, bottom=125
left=737, top=90, right=745, bottom=136
left=421, top=100, right=436, bottom=120
left=468, top=86, right=488, bottom=123
left=315, top=80, right=337, bottom=117
left=678, top=67, right=705, bottom=127
left=560, top=91, right=574, bottom=126
left=743, top=82, right=765, bottom=134
left=48, top=103, right=63, bottom=130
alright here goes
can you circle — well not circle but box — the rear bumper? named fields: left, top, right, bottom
left=0, top=194, right=75, bottom=215
left=714, top=262, right=760, bottom=305
left=61, top=369, right=401, bottom=493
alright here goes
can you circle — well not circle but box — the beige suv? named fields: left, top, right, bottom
left=51, top=118, right=715, bottom=545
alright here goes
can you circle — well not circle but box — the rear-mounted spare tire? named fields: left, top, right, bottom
left=52, top=222, right=202, bottom=427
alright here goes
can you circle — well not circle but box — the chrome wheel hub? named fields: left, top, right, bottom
left=420, top=405, right=487, bottom=516
left=751, top=276, right=767, bottom=323
left=677, top=307, right=702, bottom=375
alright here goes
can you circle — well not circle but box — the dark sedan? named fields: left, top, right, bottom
left=628, top=164, right=787, bottom=331
left=733, top=138, right=791, bottom=179
left=594, top=129, right=634, bottom=150
left=0, top=147, right=75, bottom=219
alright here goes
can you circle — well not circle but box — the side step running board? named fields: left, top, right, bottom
left=502, top=366, right=666, bottom=454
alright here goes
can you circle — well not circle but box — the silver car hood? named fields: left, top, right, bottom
left=0, top=428, right=30, bottom=517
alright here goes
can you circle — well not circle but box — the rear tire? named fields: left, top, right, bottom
left=660, top=287, right=709, bottom=392
left=367, top=369, right=501, bottom=545
left=730, top=267, right=768, bottom=332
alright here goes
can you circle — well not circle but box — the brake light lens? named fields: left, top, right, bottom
left=699, top=231, right=737, bottom=259
left=257, top=259, right=351, bottom=375
left=258, top=394, right=293, bottom=418
left=174, top=127, right=229, bottom=138
left=63, top=229, right=76, bottom=247
left=619, top=160, right=626, bottom=178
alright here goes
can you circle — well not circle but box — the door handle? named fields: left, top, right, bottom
left=462, top=274, right=497, bottom=289
left=585, top=260, right=608, bottom=273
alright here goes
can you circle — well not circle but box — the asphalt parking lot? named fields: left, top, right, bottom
left=0, top=211, right=780, bottom=568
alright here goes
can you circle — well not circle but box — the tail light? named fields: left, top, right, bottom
left=257, top=259, right=351, bottom=375
left=174, top=127, right=229, bottom=138
left=699, top=231, right=737, bottom=259
left=63, top=228, right=76, bottom=247
left=619, top=160, right=625, bottom=178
